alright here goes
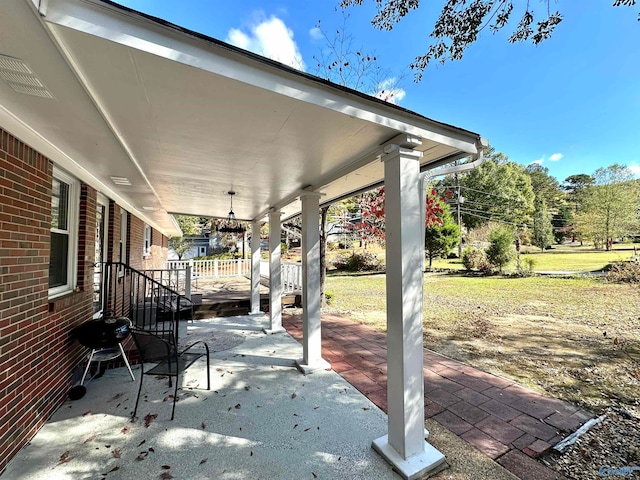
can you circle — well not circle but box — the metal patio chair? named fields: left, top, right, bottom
left=130, top=328, right=210, bottom=420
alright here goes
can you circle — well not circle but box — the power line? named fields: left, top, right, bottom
left=459, top=210, right=531, bottom=229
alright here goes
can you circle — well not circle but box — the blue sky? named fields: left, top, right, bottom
left=115, top=0, right=640, bottom=183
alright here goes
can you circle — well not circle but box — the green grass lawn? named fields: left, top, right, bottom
left=429, top=243, right=638, bottom=272
left=324, top=272, right=640, bottom=411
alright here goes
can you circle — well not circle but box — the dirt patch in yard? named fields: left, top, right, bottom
left=425, top=312, right=639, bottom=411
left=326, top=273, right=640, bottom=413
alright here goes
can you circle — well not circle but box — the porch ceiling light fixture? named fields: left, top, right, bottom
left=217, top=191, right=245, bottom=234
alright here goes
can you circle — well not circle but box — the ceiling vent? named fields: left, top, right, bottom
left=0, top=54, right=53, bottom=99
left=110, top=176, right=132, bottom=186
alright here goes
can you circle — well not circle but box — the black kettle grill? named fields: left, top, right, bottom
left=69, top=311, right=135, bottom=400
left=74, top=314, right=131, bottom=349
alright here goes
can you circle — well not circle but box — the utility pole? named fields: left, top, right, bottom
left=455, top=173, right=463, bottom=258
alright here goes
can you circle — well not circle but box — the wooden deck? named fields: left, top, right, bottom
left=189, top=276, right=301, bottom=318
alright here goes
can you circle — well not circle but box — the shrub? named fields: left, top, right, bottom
left=200, top=252, right=239, bottom=260
left=461, top=247, right=490, bottom=272
left=485, top=226, right=515, bottom=273
left=333, top=252, right=383, bottom=272
left=324, top=291, right=334, bottom=305
left=606, top=261, right=640, bottom=283
left=523, top=256, right=537, bottom=273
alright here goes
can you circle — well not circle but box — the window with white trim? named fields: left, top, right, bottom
left=144, top=224, right=152, bottom=256
left=49, top=168, right=79, bottom=297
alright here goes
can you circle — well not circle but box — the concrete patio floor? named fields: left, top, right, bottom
left=3, top=313, right=523, bottom=480
left=4, top=315, right=398, bottom=480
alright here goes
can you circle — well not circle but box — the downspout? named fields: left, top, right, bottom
left=420, top=137, right=486, bottom=259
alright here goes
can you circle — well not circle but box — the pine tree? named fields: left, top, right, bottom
left=532, top=198, right=554, bottom=252
left=424, top=196, right=460, bottom=270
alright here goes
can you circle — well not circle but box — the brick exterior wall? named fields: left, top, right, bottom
left=0, top=127, right=92, bottom=473
left=0, top=127, right=169, bottom=473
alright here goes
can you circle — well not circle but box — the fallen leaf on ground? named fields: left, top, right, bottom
left=121, top=426, right=130, bottom=434
left=235, top=403, right=241, bottom=409
left=161, top=465, right=171, bottom=469
left=200, top=458, right=207, bottom=465
left=160, top=473, right=174, bottom=479
left=112, top=448, right=121, bottom=458
left=144, top=413, right=158, bottom=428
left=137, top=440, right=146, bottom=447
left=57, top=451, right=72, bottom=465
left=102, top=466, right=119, bottom=475
left=291, top=393, right=297, bottom=399
left=201, top=422, right=206, bottom=429
left=84, top=435, right=97, bottom=443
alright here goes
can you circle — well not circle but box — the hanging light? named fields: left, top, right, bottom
left=217, top=191, right=245, bottom=234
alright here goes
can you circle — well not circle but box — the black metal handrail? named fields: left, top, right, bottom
left=100, top=262, right=193, bottom=344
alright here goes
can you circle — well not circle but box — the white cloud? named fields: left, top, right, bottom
left=549, top=153, right=563, bottom=162
left=309, top=26, right=323, bottom=41
left=373, top=77, right=406, bottom=104
left=226, top=14, right=305, bottom=71
left=628, top=162, right=640, bottom=177
left=530, top=158, right=544, bottom=165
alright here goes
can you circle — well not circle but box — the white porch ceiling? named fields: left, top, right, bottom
left=0, top=0, right=481, bottom=236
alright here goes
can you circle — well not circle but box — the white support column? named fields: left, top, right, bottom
left=264, top=210, right=285, bottom=334
left=296, top=192, right=330, bottom=373
left=250, top=220, right=263, bottom=315
left=372, top=145, right=445, bottom=480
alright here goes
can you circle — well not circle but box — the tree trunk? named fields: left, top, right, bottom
left=320, top=206, right=329, bottom=306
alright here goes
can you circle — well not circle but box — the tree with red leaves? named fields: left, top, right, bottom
left=355, top=187, right=386, bottom=243
left=354, top=187, right=454, bottom=243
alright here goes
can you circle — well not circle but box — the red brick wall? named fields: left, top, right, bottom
left=145, top=230, right=169, bottom=269
left=128, top=215, right=144, bottom=270
left=0, top=128, right=93, bottom=473
left=0, top=127, right=171, bottom=474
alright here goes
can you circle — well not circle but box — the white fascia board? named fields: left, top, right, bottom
left=0, top=104, right=177, bottom=237
left=40, top=0, right=480, bottom=154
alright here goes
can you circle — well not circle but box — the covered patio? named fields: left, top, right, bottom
left=2, top=314, right=519, bottom=480
left=1, top=0, right=484, bottom=477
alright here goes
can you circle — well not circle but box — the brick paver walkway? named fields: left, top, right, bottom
left=283, top=313, right=593, bottom=480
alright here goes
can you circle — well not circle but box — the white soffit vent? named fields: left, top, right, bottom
left=0, top=54, right=54, bottom=99
left=110, top=176, right=132, bottom=186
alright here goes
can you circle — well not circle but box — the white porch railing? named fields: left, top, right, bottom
left=164, top=258, right=303, bottom=295
left=260, top=260, right=303, bottom=294
left=166, top=258, right=251, bottom=278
